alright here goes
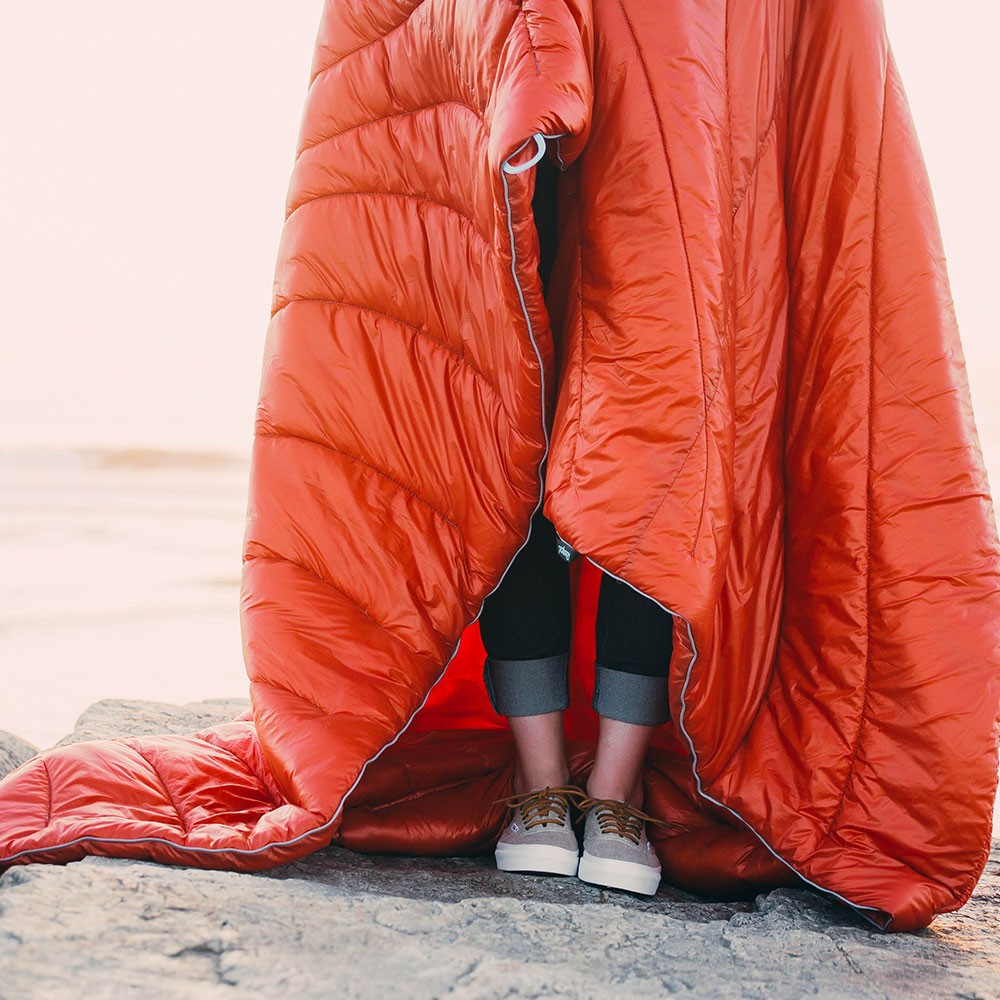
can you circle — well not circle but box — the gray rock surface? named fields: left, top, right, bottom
left=1, top=700, right=249, bottom=781
left=56, top=697, right=250, bottom=746
left=0, top=700, right=997, bottom=999
left=0, top=732, right=38, bottom=780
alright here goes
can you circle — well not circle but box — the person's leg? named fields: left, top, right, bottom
left=578, top=571, right=674, bottom=894
left=588, top=570, right=674, bottom=804
left=479, top=505, right=573, bottom=791
left=480, top=508, right=580, bottom=876
left=587, top=717, right=654, bottom=808
left=508, top=713, right=570, bottom=794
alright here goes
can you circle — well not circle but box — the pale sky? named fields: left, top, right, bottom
left=1, top=2, right=998, bottom=486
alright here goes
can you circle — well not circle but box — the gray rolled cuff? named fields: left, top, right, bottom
left=483, top=653, right=570, bottom=717
left=592, top=662, right=671, bottom=726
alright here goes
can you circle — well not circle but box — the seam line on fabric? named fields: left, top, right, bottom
left=730, top=38, right=796, bottom=220
left=132, top=747, right=189, bottom=837
left=40, top=758, right=52, bottom=828
left=614, top=373, right=726, bottom=569
left=284, top=189, right=493, bottom=252
left=252, top=677, right=375, bottom=724
left=255, top=429, right=459, bottom=529
left=307, top=0, right=428, bottom=90
left=297, top=101, right=485, bottom=162
left=414, top=4, right=480, bottom=106
left=367, top=771, right=499, bottom=815
left=519, top=8, right=541, bottom=74
left=822, top=61, right=889, bottom=841
left=268, top=298, right=506, bottom=408
left=202, top=738, right=282, bottom=809
left=569, top=189, right=585, bottom=497
left=244, top=547, right=428, bottom=665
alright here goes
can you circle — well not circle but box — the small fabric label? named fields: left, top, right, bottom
left=555, top=534, right=580, bottom=562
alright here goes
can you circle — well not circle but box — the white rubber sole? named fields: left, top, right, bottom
left=577, top=850, right=661, bottom=896
left=495, top=842, right=580, bottom=877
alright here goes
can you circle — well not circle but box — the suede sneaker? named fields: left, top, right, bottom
left=576, top=795, right=665, bottom=896
left=494, top=785, right=583, bottom=877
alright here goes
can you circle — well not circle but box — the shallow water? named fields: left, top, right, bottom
left=0, top=447, right=250, bottom=749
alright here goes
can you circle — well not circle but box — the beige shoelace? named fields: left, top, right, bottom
left=573, top=794, right=669, bottom=846
left=494, top=784, right=586, bottom=830
left=496, top=786, right=670, bottom=841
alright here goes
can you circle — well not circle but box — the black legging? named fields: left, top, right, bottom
left=478, top=505, right=674, bottom=678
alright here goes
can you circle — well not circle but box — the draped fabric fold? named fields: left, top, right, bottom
left=2, top=0, right=998, bottom=933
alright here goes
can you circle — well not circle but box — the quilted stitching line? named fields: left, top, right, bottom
left=699, top=0, right=741, bottom=534
left=518, top=7, right=541, bottom=74
left=412, top=4, right=480, bottom=108
left=725, top=0, right=734, bottom=199
left=731, top=101, right=779, bottom=222
left=822, top=63, right=889, bottom=842
left=730, top=39, right=796, bottom=221
left=296, top=100, right=485, bottom=162
left=621, top=374, right=725, bottom=572
left=194, top=735, right=282, bottom=809
left=307, top=0, right=428, bottom=90
left=569, top=189, right=585, bottom=496
left=256, top=428, right=460, bottom=530
left=131, top=747, right=189, bottom=837
left=690, top=0, right=736, bottom=556
left=244, top=545, right=428, bottom=665
left=268, top=296, right=505, bottom=405
left=252, top=677, right=396, bottom=731
left=284, top=189, right=494, bottom=252
left=40, top=757, right=52, bottom=828
left=366, top=771, right=499, bottom=814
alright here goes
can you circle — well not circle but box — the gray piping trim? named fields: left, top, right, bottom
left=580, top=552, right=891, bottom=931
left=2, top=130, right=889, bottom=933
left=0, top=131, right=567, bottom=874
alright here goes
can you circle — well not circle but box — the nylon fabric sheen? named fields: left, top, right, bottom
left=2, top=0, right=999, bottom=933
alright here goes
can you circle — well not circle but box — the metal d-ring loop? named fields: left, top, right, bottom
left=501, top=132, right=547, bottom=175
